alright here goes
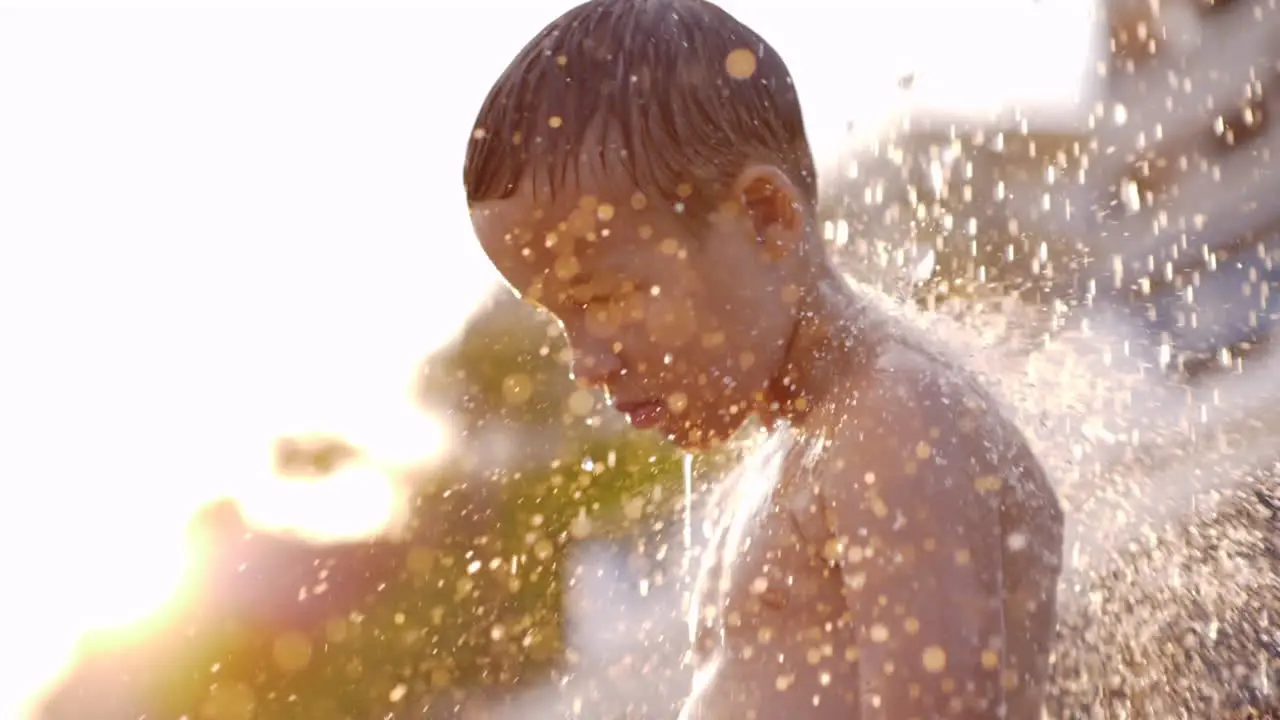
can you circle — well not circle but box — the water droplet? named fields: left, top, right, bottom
left=569, top=509, right=593, bottom=539
left=974, top=475, right=1002, bottom=493
left=567, top=389, right=595, bottom=415
left=389, top=683, right=408, bottom=703
left=725, top=47, right=758, bottom=79
left=501, top=373, right=533, bottom=405
left=553, top=254, right=580, bottom=280
left=666, top=391, right=689, bottom=414
left=272, top=632, right=313, bottom=673
left=533, top=538, right=555, bottom=560
left=922, top=645, right=947, bottom=672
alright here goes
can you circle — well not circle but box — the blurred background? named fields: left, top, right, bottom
left=2, top=0, right=1280, bottom=718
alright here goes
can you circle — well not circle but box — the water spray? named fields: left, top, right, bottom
left=682, top=452, right=694, bottom=556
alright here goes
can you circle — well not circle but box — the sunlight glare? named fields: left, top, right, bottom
left=237, top=465, right=408, bottom=543
left=0, top=2, right=1097, bottom=719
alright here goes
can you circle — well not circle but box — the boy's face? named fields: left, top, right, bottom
left=470, top=172, right=805, bottom=449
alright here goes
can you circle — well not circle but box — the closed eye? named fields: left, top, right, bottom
left=566, top=279, right=648, bottom=309
left=562, top=287, right=610, bottom=309
left=579, top=284, right=651, bottom=308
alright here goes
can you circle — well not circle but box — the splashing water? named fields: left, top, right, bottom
left=682, top=451, right=697, bottom=647
left=682, top=453, right=694, bottom=558
left=827, top=237, right=1280, bottom=716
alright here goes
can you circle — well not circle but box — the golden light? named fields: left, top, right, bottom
left=70, top=516, right=194, bottom=632
left=236, top=464, right=409, bottom=543
left=0, top=475, right=209, bottom=719
left=0, top=2, right=1098, bottom=719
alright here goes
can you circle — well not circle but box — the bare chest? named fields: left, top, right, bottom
left=682, top=443, right=866, bottom=717
left=691, top=443, right=855, bottom=664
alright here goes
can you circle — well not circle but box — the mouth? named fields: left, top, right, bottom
left=612, top=399, right=668, bottom=430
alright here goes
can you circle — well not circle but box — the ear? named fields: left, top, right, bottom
left=730, top=164, right=807, bottom=259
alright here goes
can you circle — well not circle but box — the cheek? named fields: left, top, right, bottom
left=643, top=292, right=698, bottom=347
left=579, top=287, right=703, bottom=352
left=582, top=302, right=624, bottom=341
left=579, top=288, right=649, bottom=343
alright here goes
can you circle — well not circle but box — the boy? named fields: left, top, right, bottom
left=462, top=0, right=1064, bottom=717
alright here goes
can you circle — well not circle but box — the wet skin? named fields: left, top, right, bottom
left=686, top=340, right=1063, bottom=719
left=469, top=162, right=1064, bottom=719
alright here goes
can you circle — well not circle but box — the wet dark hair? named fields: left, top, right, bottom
left=462, top=0, right=817, bottom=215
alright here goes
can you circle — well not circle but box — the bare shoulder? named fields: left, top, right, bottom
left=820, top=339, right=1060, bottom=531
left=835, top=339, right=1012, bottom=462
left=862, top=339, right=1000, bottom=414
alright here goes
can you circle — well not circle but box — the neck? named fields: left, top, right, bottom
left=757, top=262, right=878, bottom=430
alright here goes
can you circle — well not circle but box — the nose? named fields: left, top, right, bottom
left=567, top=335, right=623, bottom=388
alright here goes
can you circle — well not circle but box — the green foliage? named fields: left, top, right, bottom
left=417, top=292, right=574, bottom=430
left=49, top=291, right=699, bottom=720
left=127, top=447, right=683, bottom=719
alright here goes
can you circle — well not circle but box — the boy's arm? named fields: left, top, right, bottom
left=818, top=370, right=1010, bottom=719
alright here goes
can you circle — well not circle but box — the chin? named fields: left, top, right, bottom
left=665, top=419, right=741, bottom=452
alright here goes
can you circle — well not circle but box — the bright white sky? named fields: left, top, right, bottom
left=0, top=1, right=1097, bottom=716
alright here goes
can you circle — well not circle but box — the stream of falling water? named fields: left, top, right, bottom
left=682, top=452, right=696, bottom=647
left=682, top=452, right=694, bottom=560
